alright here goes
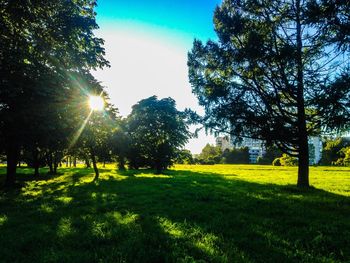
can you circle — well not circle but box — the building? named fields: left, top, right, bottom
left=308, top=136, right=322, bottom=165
left=216, top=135, right=323, bottom=164
left=215, top=136, right=232, bottom=151
left=216, top=136, right=265, bottom=163
left=235, top=137, right=266, bottom=163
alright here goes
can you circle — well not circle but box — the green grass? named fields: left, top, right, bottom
left=0, top=164, right=349, bottom=263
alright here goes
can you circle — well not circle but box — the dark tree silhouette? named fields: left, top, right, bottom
left=127, top=96, right=191, bottom=174
left=188, top=0, right=350, bottom=187
left=0, top=1, right=109, bottom=185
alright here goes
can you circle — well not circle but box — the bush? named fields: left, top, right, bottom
left=205, top=160, right=216, bottom=165
left=272, top=158, right=281, bottom=166
left=280, top=154, right=298, bottom=166
left=320, top=138, right=350, bottom=165
left=221, top=147, right=250, bottom=164
left=257, top=146, right=282, bottom=165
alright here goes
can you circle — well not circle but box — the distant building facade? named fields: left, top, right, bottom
left=308, top=136, right=322, bottom=165
left=216, top=136, right=265, bottom=163
left=215, top=136, right=231, bottom=151
left=216, top=135, right=323, bottom=164
left=234, top=137, right=265, bottom=163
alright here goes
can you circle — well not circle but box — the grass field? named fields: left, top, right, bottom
left=0, top=164, right=349, bottom=262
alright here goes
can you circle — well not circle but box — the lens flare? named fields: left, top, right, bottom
left=89, top=96, right=104, bottom=111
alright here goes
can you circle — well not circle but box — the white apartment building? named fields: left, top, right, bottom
left=215, top=136, right=232, bottom=151
left=308, top=136, right=322, bottom=165
left=216, top=136, right=265, bottom=163
left=216, top=135, right=323, bottom=164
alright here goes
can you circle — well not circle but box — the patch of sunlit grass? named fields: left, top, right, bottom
left=57, top=217, right=74, bottom=237
left=0, top=164, right=349, bottom=262
left=56, top=196, right=73, bottom=204
left=173, top=164, right=350, bottom=196
left=0, top=215, right=8, bottom=226
left=134, top=173, right=173, bottom=179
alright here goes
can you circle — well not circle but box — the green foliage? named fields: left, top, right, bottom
left=197, top=144, right=222, bottom=164
left=0, top=165, right=349, bottom=262
left=320, top=137, right=350, bottom=166
left=0, top=0, right=109, bottom=184
left=222, top=147, right=250, bottom=164
left=126, top=96, right=191, bottom=173
left=273, top=154, right=298, bottom=167
left=174, top=149, right=194, bottom=164
left=342, top=147, right=350, bottom=166
left=272, top=158, right=282, bottom=166
left=257, top=147, right=283, bottom=165
left=110, top=121, right=130, bottom=170
left=279, top=154, right=298, bottom=167
left=78, top=97, right=119, bottom=180
left=188, top=0, right=350, bottom=187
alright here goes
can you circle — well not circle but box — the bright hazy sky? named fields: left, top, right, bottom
left=93, top=0, right=221, bottom=154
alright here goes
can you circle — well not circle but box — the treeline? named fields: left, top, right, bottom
left=188, top=144, right=281, bottom=165
left=0, top=96, right=190, bottom=182
left=0, top=1, right=112, bottom=185
left=178, top=137, right=350, bottom=167
left=0, top=2, right=190, bottom=185
left=319, top=138, right=350, bottom=166
left=184, top=144, right=251, bottom=165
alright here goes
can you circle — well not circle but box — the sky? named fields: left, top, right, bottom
left=93, top=0, right=221, bottom=154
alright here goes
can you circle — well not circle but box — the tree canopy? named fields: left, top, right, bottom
left=188, top=0, right=350, bottom=187
left=0, top=0, right=109, bottom=185
left=126, top=96, right=191, bottom=173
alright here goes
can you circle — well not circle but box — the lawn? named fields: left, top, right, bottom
left=0, top=165, right=349, bottom=263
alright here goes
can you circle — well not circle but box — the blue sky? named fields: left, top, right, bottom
left=96, top=0, right=219, bottom=41
left=93, top=0, right=221, bottom=153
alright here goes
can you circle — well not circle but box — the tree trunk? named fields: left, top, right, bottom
left=295, top=0, right=309, bottom=188
left=91, top=152, right=99, bottom=181
left=33, top=149, right=40, bottom=176
left=48, top=153, right=54, bottom=174
left=73, top=157, right=77, bottom=167
left=34, top=165, right=39, bottom=177
left=49, top=162, right=53, bottom=174
left=298, top=137, right=309, bottom=187
left=118, top=157, right=126, bottom=170
left=85, top=158, right=91, bottom=168
left=155, top=163, right=163, bottom=174
left=5, top=144, right=19, bottom=186
left=53, top=159, right=58, bottom=174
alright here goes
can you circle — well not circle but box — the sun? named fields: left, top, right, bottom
left=89, top=95, right=104, bottom=111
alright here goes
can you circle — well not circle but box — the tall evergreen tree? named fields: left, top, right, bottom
left=188, top=0, right=350, bottom=187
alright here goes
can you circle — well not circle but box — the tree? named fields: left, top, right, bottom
left=175, top=149, right=194, bottom=164
left=279, top=154, right=298, bottom=166
left=198, top=144, right=222, bottom=164
left=127, top=96, right=191, bottom=173
left=257, top=146, right=282, bottom=165
left=188, top=0, right=350, bottom=187
left=342, top=147, right=350, bottom=166
left=222, top=147, right=250, bottom=164
left=77, top=88, right=118, bottom=181
left=320, top=137, right=350, bottom=165
left=111, top=120, right=131, bottom=170
left=0, top=1, right=109, bottom=185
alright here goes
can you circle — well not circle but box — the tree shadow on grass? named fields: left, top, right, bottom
left=0, top=168, right=349, bottom=262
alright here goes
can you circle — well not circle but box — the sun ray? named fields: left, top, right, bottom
left=68, top=109, right=93, bottom=149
